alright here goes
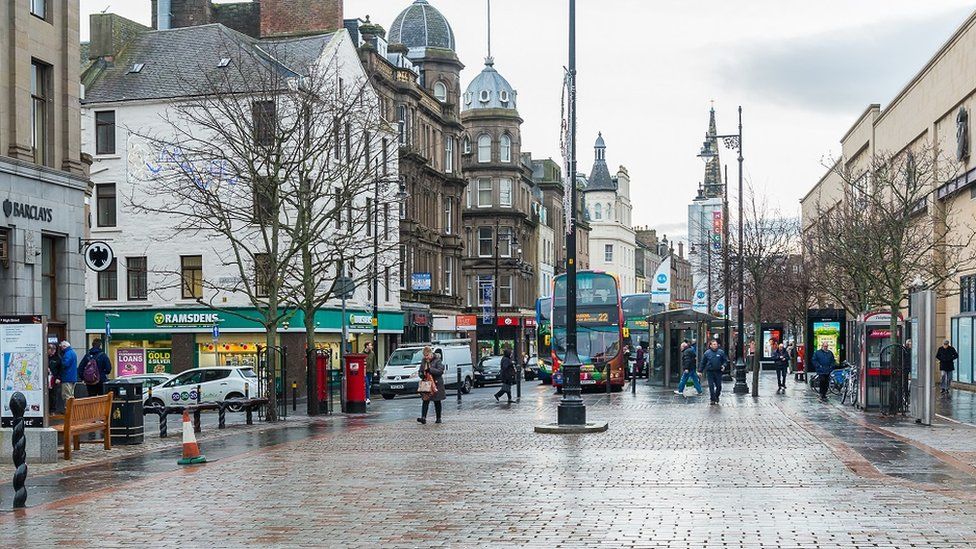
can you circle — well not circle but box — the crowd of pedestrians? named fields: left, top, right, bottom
left=46, top=338, right=114, bottom=414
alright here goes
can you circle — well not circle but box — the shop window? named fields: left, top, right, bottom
left=181, top=255, right=203, bottom=299
left=255, top=254, right=271, bottom=298
left=96, top=183, right=117, bottom=227
left=95, top=111, right=116, bottom=155
left=127, top=256, right=147, bottom=300
left=252, top=101, right=275, bottom=147
left=98, top=259, right=118, bottom=301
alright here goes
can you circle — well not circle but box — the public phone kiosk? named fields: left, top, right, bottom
left=856, top=311, right=903, bottom=410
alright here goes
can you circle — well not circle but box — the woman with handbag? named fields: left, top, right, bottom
left=417, top=346, right=446, bottom=424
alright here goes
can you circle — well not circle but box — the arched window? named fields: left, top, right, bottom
left=478, top=135, right=491, bottom=163
left=500, top=134, right=512, bottom=163
left=594, top=203, right=602, bottom=220
left=462, top=136, right=471, bottom=154
left=433, top=81, right=447, bottom=102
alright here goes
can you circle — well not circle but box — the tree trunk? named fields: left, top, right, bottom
left=264, top=326, right=279, bottom=422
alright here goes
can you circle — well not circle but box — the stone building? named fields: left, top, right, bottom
left=799, top=8, right=976, bottom=391
left=582, top=134, right=636, bottom=293
left=1, top=0, right=89, bottom=345
left=529, top=157, right=566, bottom=297
left=460, top=55, right=537, bottom=358
left=363, top=0, right=466, bottom=342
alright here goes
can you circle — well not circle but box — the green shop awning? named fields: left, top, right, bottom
left=87, top=307, right=404, bottom=334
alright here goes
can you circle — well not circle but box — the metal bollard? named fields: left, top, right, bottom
left=193, top=409, right=202, bottom=433
left=632, top=360, right=637, bottom=395
left=245, top=382, right=250, bottom=400
left=516, top=363, right=522, bottom=402
left=10, top=392, right=28, bottom=508
left=457, top=366, right=462, bottom=404
left=159, top=409, right=168, bottom=438
left=292, top=381, right=297, bottom=412
left=196, top=384, right=202, bottom=404
left=218, top=404, right=226, bottom=429
left=606, top=363, right=611, bottom=394
left=246, top=405, right=254, bottom=425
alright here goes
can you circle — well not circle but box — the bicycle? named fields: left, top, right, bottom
left=839, top=361, right=859, bottom=406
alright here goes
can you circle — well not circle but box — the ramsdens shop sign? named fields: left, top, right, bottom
left=153, top=312, right=221, bottom=326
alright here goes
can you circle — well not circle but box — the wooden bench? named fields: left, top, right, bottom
left=51, top=394, right=113, bottom=460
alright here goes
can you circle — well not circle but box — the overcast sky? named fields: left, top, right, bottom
left=81, top=0, right=976, bottom=242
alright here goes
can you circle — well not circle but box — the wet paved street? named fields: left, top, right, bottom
left=2, top=374, right=976, bottom=547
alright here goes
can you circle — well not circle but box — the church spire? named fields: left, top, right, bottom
left=701, top=105, right=723, bottom=199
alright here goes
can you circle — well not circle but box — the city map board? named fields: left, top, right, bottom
left=1, top=316, right=46, bottom=427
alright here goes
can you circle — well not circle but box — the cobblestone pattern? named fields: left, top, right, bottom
left=2, top=381, right=976, bottom=547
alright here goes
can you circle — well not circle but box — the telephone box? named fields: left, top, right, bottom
left=344, top=353, right=367, bottom=414
left=856, top=311, right=903, bottom=410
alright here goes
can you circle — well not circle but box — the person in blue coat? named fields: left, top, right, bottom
left=59, top=340, right=79, bottom=406
left=82, top=339, right=113, bottom=396
left=699, top=339, right=728, bottom=405
left=811, top=341, right=837, bottom=402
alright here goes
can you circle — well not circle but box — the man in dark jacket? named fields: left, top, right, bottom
left=364, top=342, right=377, bottom=406
left=82, top=339, right=113, bottom=396
left=674, top=342, right=703, bottom=396
left=936, top=339, right=958, bottom=396
left=699, top=339, right=728, bottom=405
left=811, top=342, right=836, bottom=402
left=494, top=348, right=517, bottom=403
left=773, top=343, right=790, bottom=392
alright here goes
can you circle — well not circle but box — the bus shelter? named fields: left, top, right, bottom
left=646, top=309, right=721, bottom=387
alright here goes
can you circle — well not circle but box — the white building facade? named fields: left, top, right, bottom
left=81, top=22, right=400, bottom=386
left=583, top=134, right=637, bottom=294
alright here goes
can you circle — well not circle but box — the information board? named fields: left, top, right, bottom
left=1, top=316, right=46, bottom=427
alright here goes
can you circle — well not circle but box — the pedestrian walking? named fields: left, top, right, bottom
left=700, top=339, right=728, bottom=405
left=47, top=343, right=62, bottom=414
left=773, top=343, right=790, bottom=392
left=364, top=342, right=377, bottom=405
left=417, top=346, right=445, bottom=424
left=81, top=339, right=113, bottom=396
left=936, top=339, right=958, bottom=397
left=59, top=340, right=79, bottom=406
left=494, top=348, right=517, bottom=403
left=811, top=341, right=836, bottom=402
left=635, top=344, right=646, bottom=378
left=674, top=341, right=703, bottom=396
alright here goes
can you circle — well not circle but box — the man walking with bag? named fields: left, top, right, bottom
left=494, top=348, right=517, bottom=403
left=674, top=341, right=703, bottom=396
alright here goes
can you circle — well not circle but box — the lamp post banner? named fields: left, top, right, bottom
left=561, top=69, right=575, bottom=235
left=651, top=257, right=672, bottom=305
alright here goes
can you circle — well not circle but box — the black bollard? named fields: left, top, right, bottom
left=246, top=405, right=254, bottom=425
left=10, top=392, right=28, bottom=508
left=292, top=382, right=297, bottom=412
left=606, top=363, right=611, bottom=395
left=159, top=409, right=168, bottom=438
left=516, top=363, right=522, bottom=402
left=196, top=384, right=202, bottom=404
left=456, top=366, right=462, bottom=404
left=632, top=360, right=637, bottom=395
left=218, top=404, right=226, bottom=429
left=193, top=409, right=202, bottom=433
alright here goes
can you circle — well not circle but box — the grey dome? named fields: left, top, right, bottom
left=463, top=59, right=517, bottom=111
left=389, top=0, right=456, bottom=54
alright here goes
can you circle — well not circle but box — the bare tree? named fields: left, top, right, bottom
left=125, top=36, right=397, bottom=419
left=810, top=144, right=976, bottom=347
left=737, top=185, right=798, bottom=396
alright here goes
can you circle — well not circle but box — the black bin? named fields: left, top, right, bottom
left=105, top=379, right=145, bottom=445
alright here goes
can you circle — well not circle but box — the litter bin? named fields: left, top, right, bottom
left=105, top=379, right=145, bottom=445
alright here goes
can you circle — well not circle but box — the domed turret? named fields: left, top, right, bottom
left=463, top=59, right=517, bottom=111
left=389, top=0, right=456, bottom=55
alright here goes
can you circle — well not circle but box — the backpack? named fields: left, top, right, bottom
left=82, top=353, right=100, bottom=385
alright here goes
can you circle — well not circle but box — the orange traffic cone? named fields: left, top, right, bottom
left=177, top=410, right=207, bottom=465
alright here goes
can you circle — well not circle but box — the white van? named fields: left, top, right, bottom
left=379, top=341, right=475, bottom=400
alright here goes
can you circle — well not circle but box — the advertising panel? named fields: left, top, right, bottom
left=762, top=328, right=783, bottom=360
left=146, top=348, right=173, bottom=374
left=116, top=348, right=146, bottom=377
left=1, top=316, right=45, bottom=427
left=812, top=321, right=841, bottom=354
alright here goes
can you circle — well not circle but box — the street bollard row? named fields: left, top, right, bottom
left=10, top=392, right=28, bottom=509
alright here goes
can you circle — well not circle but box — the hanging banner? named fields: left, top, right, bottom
left=561, top=69, right=575, bottom=235
left=651, top=257, right=672, bottom=305
left=692, top=289, right=708, bottom=314
left=1, top=315, right=46, bottom=427
left=714, top=298, right=727, bottom=318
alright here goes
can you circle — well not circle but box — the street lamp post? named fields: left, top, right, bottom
left=699, top=106, right=748, bottom=394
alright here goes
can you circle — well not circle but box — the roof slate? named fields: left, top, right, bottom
left=83, top=24, right=335, bottom=104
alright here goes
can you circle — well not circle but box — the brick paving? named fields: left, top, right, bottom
left=2, top=376, right=976, bottom=547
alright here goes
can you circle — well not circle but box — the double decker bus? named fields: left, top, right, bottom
left=551, top=271, right=625, bottom=391
left=621, top=293, right=664, bottom=346
left=535, top=297, right=553, bottom=383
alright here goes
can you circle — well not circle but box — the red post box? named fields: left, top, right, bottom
left=344, top=353, right=367, bottom=414
left=315, top=352, right=328, bottom=408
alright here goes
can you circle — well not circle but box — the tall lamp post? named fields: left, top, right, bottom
left=699, top=106, right=748, bottom=395
left=493, top=218, right=519, bottom=356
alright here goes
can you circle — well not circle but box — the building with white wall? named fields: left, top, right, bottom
left=583, top=134, right=636, bottom=294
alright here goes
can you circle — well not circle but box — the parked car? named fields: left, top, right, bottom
left=125, top=373, right=174, bottom=392
left=474, top=355, right=504, bottom=387
left=144, top=367, right=257, bottom=411
left=379, top=341, right=474, bottom=400
left=523, top=355, right=539, bottom=381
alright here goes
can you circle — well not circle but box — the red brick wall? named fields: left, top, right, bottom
left=260, top=0, right=343, bottom=38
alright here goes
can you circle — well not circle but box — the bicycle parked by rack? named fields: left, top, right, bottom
left=840, top=361, right=859, bottom=406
